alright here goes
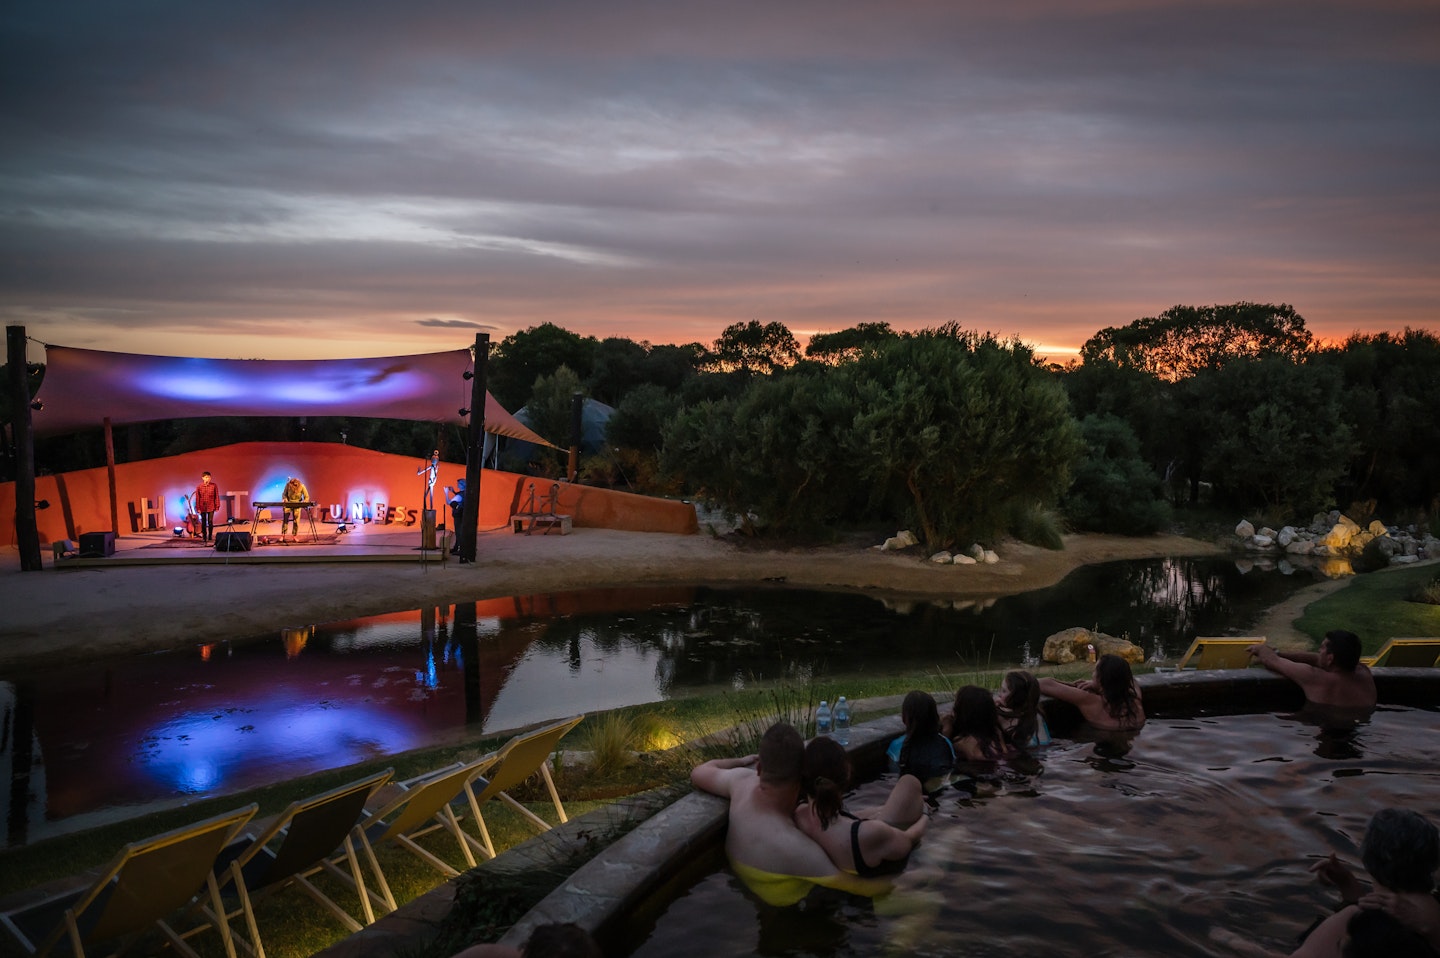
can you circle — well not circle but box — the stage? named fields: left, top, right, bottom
left=51, top=518, right=470, bottom=567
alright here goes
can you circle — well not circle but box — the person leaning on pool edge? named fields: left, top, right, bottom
left=1248, top=630, right=1377, bottom=710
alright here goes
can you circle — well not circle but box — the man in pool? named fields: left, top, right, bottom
left=691, top=722, right=883, bottom=906
left=1247, top=630, right=1376, bottom=710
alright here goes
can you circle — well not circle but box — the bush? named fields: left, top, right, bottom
left=1063, top=414, right=1172, bottom=535
left=1010, top=502, right=1065, bottom=550
left=1409, top=575, right=1440, bottom=606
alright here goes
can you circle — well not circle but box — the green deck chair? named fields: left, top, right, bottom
left=0, top=804, right=257, bottom=958
left=1361, top=638, right=1440, bottom=668
left=462, top=715, right=585, bottom=860
left=1175, top=637, right=1264, bottom=670
left=208, top=768, right=394, bottom=955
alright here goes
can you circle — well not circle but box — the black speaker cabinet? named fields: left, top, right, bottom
left=214, top=531, right=253, bottom=552
left=78, top=531, right=116, bottom=557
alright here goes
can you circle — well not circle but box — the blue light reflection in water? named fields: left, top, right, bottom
left=0, top=557, right=1334, bottom=847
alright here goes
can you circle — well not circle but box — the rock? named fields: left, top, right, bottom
left=968, top=543, right=985, bottom=562
left=1258, top=526, right=1279, bottom=539
left=1247, top=535, right=1275, bottom=551
left=1391, top=554, right=1419, bottom=564
left=952, top=554, right=977, bottom=565
left=898, top=529, right=919, bottom=547
left=1368, top=520, right=1388, bottom=536
left=1320, top=523, right=1355, bottom=550
left=1235, top=519, right=1256, bottom=537
left=1277, top=526, right=1297, bottom=547
left=1042, top=627, right=1146, bottom=665
left=1285, top=539, right=1315, bottom=555
left=881, top=536, right=907, bottom=551
left=929, top=551, right=953, bottom=564
left=983, top=550, right=1000, bottom=564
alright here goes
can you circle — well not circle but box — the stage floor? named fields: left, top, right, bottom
left=53, top=520, right=476, bottom=567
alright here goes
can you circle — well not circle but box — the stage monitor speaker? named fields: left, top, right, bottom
left=215, top=531, right=253, bottom=552
left=78, top=531, right=116, bottom=558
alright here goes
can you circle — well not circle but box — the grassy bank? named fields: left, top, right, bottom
left=1294, top=562, right=1440, bottom=651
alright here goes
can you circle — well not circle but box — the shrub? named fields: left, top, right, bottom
left=1409, top=575, right=1440, bottom=606
left=1063, top=414, right=1172, bottom=535
left=1010, top=502, right=1065, bottom=550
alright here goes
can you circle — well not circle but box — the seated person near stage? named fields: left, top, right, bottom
left=795, top=736, right=926, bottom=878
left=281, top=476, right=310, bottom=537
left=1248, top=630, right=1377, bottom=710
left=887, top=690, right=956, bottom=791
left=691, top=722, right=884, bottom=906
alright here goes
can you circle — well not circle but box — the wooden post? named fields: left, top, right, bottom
left=458, top=333, right=488, bottom=563
left=569, top=390, right=583, bottom=484
left=6, top=326, right=42, bottom=570
left=104, top=417, right=119, bottom=535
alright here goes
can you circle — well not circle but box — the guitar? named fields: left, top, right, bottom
left=181, top=494, right=202, bottom=538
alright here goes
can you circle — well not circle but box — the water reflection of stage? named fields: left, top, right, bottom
left=1, top=587, right=697, bottom=848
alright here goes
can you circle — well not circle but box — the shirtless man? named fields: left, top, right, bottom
left=691, top=722, right=860, bottom=905
left=1248, top=629, right=1376, bottom=710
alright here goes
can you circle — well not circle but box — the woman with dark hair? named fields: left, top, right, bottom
left=994, top=670, right=1052, bottom=750
left=943, top=685, right=1008, bottom=761
left=795, top=737, right=927, bottom=878
left=1038, top=654, right=1146, bottom=731
left=885, top=690, right=956, bottom=790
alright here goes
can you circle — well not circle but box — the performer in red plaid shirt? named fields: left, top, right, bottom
left=193, top=470, right=221, bottom=542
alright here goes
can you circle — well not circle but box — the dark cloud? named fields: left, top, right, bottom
left=1, top=0, right=1437, bottom=358
left=417, top=318, right=493, bottom=330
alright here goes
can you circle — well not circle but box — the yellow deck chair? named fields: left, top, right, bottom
left=1175, top=637, right=1264, bottom=670
left=346, top=754, right=499, bottom=916
left=209, top=768, right=394, bottom=953
left=462, top=715, right=585, bottom=860
left=1, top=804, right=257, bottom=958
left=1360, top=638, right=1440, bottom=668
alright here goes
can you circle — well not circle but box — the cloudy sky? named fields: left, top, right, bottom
left=2, top=0, right=1437, bottom=364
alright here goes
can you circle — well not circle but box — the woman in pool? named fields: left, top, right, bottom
left=796, top=737, right=927, bottom=878
left=994, top=670, right=1051, bottom=750
left=886, top=690, right=956, bottom=790
left=943, top=685, right=1008, bottom=761
left=1038, top=654, right=1146, bottom=731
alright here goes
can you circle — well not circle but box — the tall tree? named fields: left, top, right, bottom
left=805, top=322, right=898, bottom=364
left=1192, top=356, right=1352, bottom=513
left=488, top=323, right=597, bottom=410
left=1313, top=328, right=1440, bottom=517
left=1081, top=303, right=1314, bottom=381
left=703, top=321, right=801, bottom=375
left=849, top=327, right=1083, bottom=549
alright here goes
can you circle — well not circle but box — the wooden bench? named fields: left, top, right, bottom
left=511, top=513, right=572, bottom=535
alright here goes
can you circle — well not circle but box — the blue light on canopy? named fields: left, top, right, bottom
left=30, top=345, right=556, bottom=446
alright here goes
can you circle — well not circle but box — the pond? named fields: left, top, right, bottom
left=0, top=556, right=1335, bottom=848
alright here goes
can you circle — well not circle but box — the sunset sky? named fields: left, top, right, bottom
left=2, top=1, right=1437, bottom=365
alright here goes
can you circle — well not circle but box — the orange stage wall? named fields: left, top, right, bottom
left=2, top=441, right=697, bottom=544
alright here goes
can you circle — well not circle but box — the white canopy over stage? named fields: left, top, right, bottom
left=31, top=345, right=554, bottom=446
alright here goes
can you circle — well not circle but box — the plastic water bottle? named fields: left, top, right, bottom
left=815, top=700, right=832, bottom=738
left=834, top=696, right=850, bottom=746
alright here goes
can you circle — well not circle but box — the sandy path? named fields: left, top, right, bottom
left=0, top=530, right=1223, bottom=670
